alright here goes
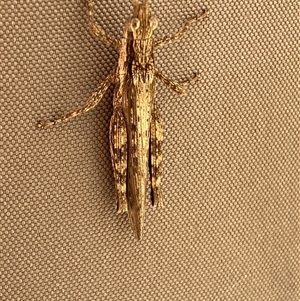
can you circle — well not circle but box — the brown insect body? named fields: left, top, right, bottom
left=110, top=1, right=158, bottom=239
left=37, top=0, right=209, bottom=240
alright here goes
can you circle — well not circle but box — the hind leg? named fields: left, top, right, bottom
left=149, top=103, right=163, bottom=207
left=109, top=107, right=128, bottom=213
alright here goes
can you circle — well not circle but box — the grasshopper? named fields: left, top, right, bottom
left=37, top=0, right=209, bottom=240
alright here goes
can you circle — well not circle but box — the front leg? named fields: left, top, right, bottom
left=154, top=10, right=209, bottom=49
left=85, top=0, right=121, bottom=50
left=37, top=72, right=115, bottom=128
left=155, top=69, right=200, bottom=95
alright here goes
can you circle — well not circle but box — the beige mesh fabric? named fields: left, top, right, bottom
left=1, top=0, right=298, bottom=300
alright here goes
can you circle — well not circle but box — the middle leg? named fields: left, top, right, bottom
left=37, top=71, right=115, bottom=128
left=155, top=69, right=200, bottom=95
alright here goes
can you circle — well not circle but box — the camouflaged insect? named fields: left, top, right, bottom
left=38, top=0, right=209, bottom=240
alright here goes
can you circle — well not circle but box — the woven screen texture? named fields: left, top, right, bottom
left=1, top=0, right=298, bottom=300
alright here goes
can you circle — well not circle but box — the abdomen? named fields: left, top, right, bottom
left=123, top=68, right=154, bottom=239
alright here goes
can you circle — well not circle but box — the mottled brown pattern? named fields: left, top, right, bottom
left=149, top=102, right=163, bottom=207
left=109, top=106, right=128, bottom=213
left=37, top=0, right=209, bottom=239
left=109, top=38, right=129, bottom=214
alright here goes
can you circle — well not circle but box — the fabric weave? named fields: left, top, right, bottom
left=1, top=0, right=298, bottom=300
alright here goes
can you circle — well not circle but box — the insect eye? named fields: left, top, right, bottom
left=130, top=18, right=140, bottom=31
left=149, top=16, right=158, bottom=30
